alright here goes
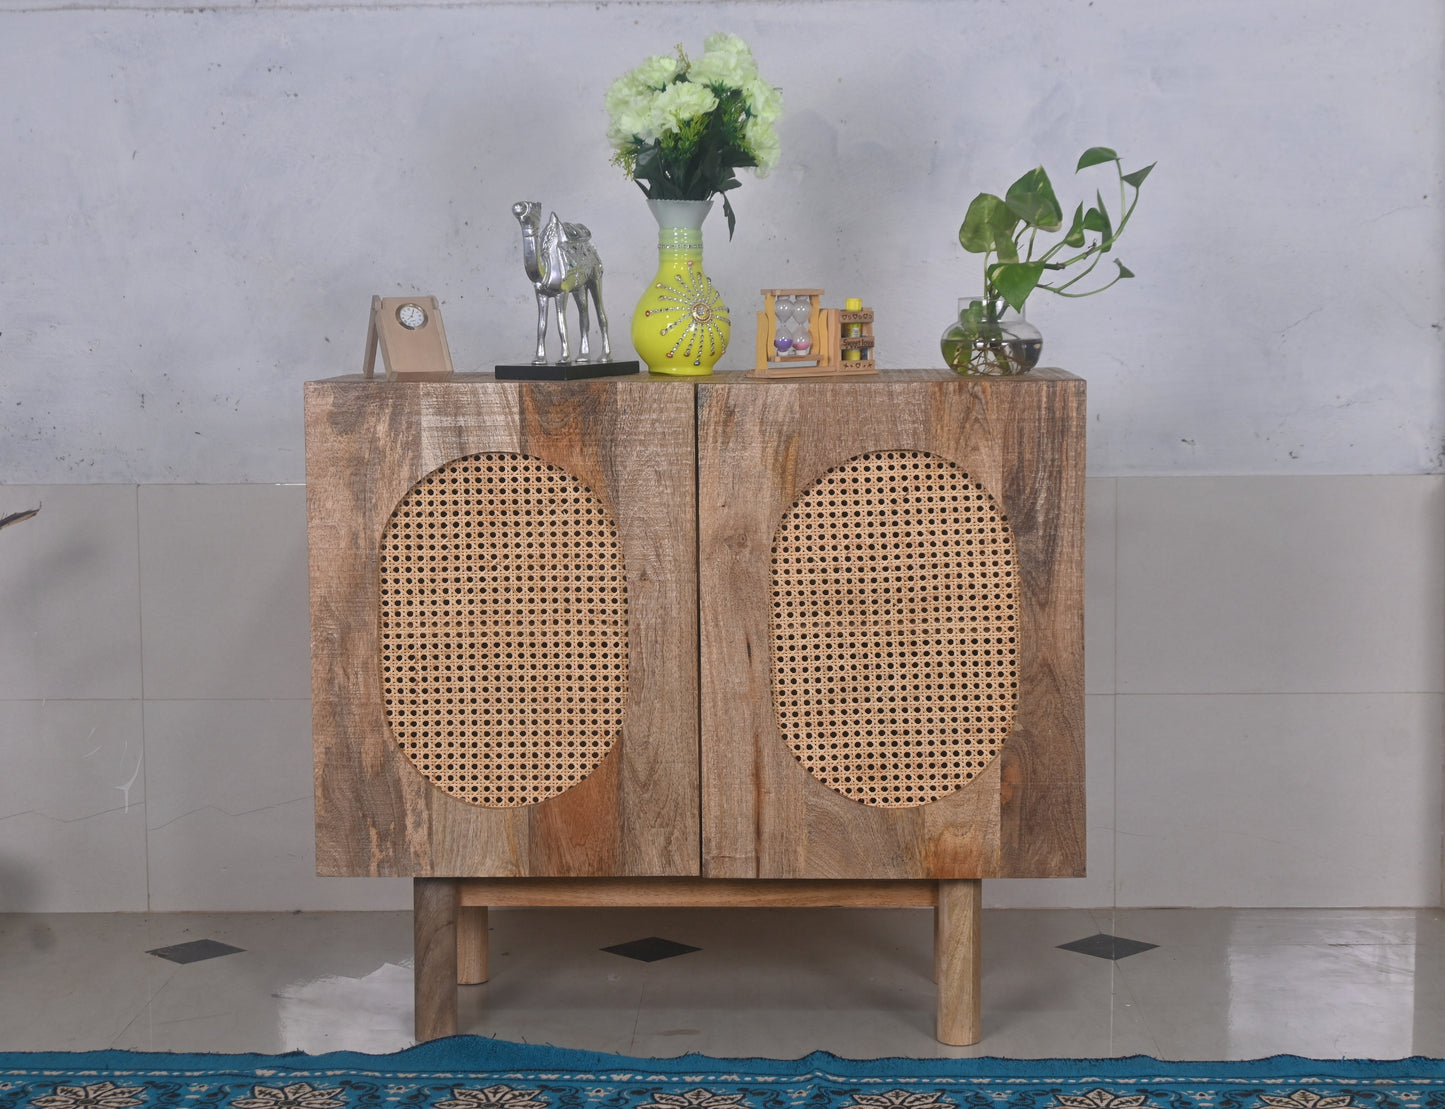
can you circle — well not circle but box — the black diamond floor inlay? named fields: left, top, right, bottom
left=602, top=936, right=700, bottom=963
left=1057, top=933, right=1159, bottom=960
left=147, top=939, right=245, bottom=964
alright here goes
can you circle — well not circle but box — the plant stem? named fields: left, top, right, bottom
left=1044, top=248, right=1105, bottom=294
left=1047, top=268, right=1127, bottom=298
left=1119, top=167, right=1127, bottom=233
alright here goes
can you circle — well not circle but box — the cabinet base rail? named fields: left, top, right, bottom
left=413, top=876, right=982, bottom=1047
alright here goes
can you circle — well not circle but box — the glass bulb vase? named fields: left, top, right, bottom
left=940, top=295, right=1042, bottom=376
left=631, top=199, right=731, bottom=376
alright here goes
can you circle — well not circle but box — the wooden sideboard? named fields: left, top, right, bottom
left=305, top=368, right=1085, bottom=1045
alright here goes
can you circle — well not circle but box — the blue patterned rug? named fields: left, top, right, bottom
left=1, top=1037, right=1442, bottom=1109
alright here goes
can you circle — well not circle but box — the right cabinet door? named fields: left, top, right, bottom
left=697, top=369, right=1086, bottom=880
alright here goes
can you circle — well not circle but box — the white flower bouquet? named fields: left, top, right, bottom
left=605, top=33, right=782, bottom=237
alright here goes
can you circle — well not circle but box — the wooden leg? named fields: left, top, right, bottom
left=935, top=878, right=982, bottom=1045
left=458, top=905, right=489, bottom=984
left=932, top=900, right=940, bottom=983
left=414, top=878, right=459, bottom=1041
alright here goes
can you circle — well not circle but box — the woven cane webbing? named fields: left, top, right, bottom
left=770, top=450, right=1020, bottom=808
left=378, top=453, right=629, bottom=808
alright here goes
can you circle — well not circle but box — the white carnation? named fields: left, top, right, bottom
left=744, top=116, right=781, bottom=175
left=631, top=53, right=682, bottom=89
left=701, top=32, right=751, bottom=60
left=604, top=33, right=783, bottom=210
left=650, top=80, right=719, bottom=135
left=689, top=34, right=758, bottom=90
left=605, top=75, right=662, bottom=146
left=743, top=78, right=782, bottom=126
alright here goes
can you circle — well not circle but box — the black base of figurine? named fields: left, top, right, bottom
left=494, top=360, right=641, bottom=381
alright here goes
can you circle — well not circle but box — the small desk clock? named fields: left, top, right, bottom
left=363, top=295, right=456, bottom=382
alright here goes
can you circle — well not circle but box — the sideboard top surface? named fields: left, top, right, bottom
left=307, top=367, right=1082, bottom=389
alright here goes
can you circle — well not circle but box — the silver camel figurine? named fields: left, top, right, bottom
left=512, top=201, right=612, bottom=365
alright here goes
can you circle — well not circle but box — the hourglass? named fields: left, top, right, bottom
left=773, top=295, right=798, bottom=357
left=757, top=289, right=821, bottom=369
left=754, top=288, right=878, bottom=378
left=790, top=297, right=813, bottom=357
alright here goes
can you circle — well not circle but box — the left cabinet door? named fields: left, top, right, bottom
left=306, top=377, right=700, bottom=878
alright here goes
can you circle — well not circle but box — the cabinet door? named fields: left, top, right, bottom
left=307, top=377, right=699, bottom=878
left=698, top=370, right=1085, bottom=879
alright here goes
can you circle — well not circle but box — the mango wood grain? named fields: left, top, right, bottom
left=413, top=878, right=459, bottom=1040
left=456, top=877, right=939, bottom=908
left=307, top=377, right=700, bottom=878
left=311, top=371, right=1073, bottom=1047
left=443, top=876, right=976, bottom=1045
left=457, top=906, right=488, bottom=985
left=697, top=371, right=1084, bottom=879
left=993, top=378, right=1087, bottom=875
left=935, top=878, right=982, bottom=1045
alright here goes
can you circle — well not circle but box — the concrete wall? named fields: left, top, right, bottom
left=2, top=0, right=1442, bottom=910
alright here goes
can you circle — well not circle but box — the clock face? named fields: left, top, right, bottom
left=396, top=303, right=428, bottom=331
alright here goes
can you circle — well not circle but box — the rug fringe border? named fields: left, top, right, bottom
left=0, top=1038, right=1442, bottom=1081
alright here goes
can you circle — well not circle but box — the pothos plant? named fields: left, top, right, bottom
left=947, top=146, right=1154, bottom=374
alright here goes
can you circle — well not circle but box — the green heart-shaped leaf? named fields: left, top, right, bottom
left=1005, top=166, right=1063, bottom=231
left=959, top=193, right=1019, bottom=254
left=1064, top=203, right=1086, bottom=248
left=1122, top=163, right=1156, bottom=188
left=989, top=261, right=1046, bottom=312
left=1083, top=192, right=1113, bottom=240
left=1076, top=146, right=1119, bottom=171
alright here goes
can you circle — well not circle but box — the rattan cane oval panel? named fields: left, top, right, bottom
left=378, top=452, right=629, bottom=808
left=770, top=450, right=1020, bottom=808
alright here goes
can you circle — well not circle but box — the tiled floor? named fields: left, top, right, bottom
left=3, top=906, right=1443, bottom=1060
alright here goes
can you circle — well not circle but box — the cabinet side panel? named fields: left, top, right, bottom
left=308, top=381, right=435, bottom=875
left=994, top=378, right=1087, bottom=876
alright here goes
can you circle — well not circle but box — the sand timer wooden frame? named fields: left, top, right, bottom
left=306, top=368, right=1084, bottom=1048
left=753, top=288, right=877, bottom=377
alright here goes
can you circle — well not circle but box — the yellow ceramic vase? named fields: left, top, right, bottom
left=631, top=199, right=730, bottom=376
